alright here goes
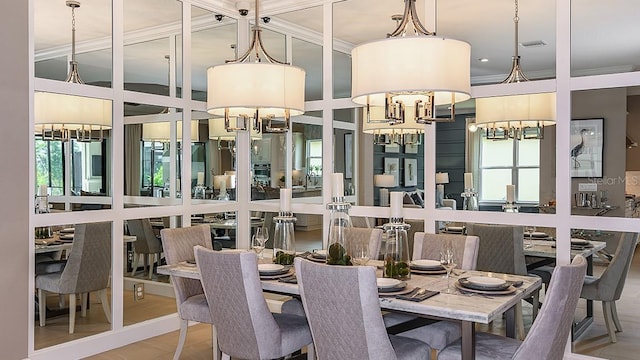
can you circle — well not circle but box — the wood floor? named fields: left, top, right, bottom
left=34, top=230, right=640, bottom=359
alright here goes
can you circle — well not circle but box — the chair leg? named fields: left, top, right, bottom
left=173, top=319, right=188, bottom=360
left=602, top=301, right=617, bottom=343
left=69, top=294, right=76, bottom=334
left=148, top=254, right=155, bottom=280
left=100, top=289, right=112, bottom=323
left=131, top=252, right=139, bottom=276
left=515, top=302, right=525, bottom=340
left=611, top=301, right=623, bottom=332
left=81, top=293, right=88, bottom=317
left=38, top=288, right=46, bottom=327
left=307, top=342, right=316, bottom=360
left=212, top=324, right=222, bottom=360
left=221, top=354, right=231, bottom=360
left=531, top=291, right=540, bottom=320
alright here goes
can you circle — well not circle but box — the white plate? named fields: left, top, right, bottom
left=465, top=276, right=506, bottom=288
left=446, top=226, right=464, bottom=231
left=527, top=231, right=549, bottom=238
left=376, top=278, right=404, bottom=289
left=59, top=228, right=75, bottom=234
left=258, top=264, right=285, bottom=272
left=410, top=259, right=442, bottom=269
left=571, top=239, right=590, bottom=245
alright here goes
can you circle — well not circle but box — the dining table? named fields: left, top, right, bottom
left=158, top=257, right=541, bottom=360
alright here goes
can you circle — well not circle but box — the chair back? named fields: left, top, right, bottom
left=195, top=247, right=282, bottom=359
left=513, top=255, right=587, bottom=360
left=466, top=223, right=527, bottom=275
left=412, top=232, right=480, bottom=270
left=597, top=232, right=639, bottom=301
left=295, top=257, right=398, bottom=360
left=160, top=225, right=212, bottom=307
left=59, top=222, right=112, bottom=294
left=347, top=227, right=383, bottom=261
left=128, top=218, right=162, bottom=254
left=442, top=199, right=457, bottom=209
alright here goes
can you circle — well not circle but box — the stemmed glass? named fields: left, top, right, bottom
left=440, top=241, right=457, bottom=293
left=252, top=227, right=269, bottom=259
left=352, top=241, right=370, bottom=266
left=524, top=225, right=536, bottom=248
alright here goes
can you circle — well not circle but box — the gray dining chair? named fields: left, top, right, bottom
left=127, top=218, right=163, bottom=279
left=195, top=246, right=314, bottom=360
left=294, top=257, right=431, bottom=360
left=580, top=232, right=639, bottom=343
left=438, top=255, right=588, bottom=360
left=36, top=222, right=112, bottom=334
left=346, top=227, right=383, bottom=261
left=386, top=233, right=480, bottom=355
left=160, top=225, right=217, bottom=360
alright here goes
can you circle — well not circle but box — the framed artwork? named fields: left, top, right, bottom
left=384, top=158, right=400, bottom=187
left=384, top=143, right=400, bottom=153
left=404, top=158, right=418, bottom=186
left=570, top=118, right=604, bottom=178
left=405, top=144, right=418, bottom=154
left=344, top=133, right=353, bottom=179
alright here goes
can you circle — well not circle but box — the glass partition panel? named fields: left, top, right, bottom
left=123, top=103, right=182, bottom=207
left=35, top=92, right=113, bottom=212
left=292, top=114, right=323, bottom=204
left=571, top=1, right=640, bottom=77
left=334, top=108, right=356, bottom=199
left=292, top=37, right=323, bottom=101
left=191, top=6, right=237, bottom=102
left=570, top=88, right=628, bottom=218
left=124, top=0, right=182, bottom=97
left=123, top=216, right=181, bottom=327
left=34, top=0, right=112, bottom=86
left=34, top=221, right=113, bottom=349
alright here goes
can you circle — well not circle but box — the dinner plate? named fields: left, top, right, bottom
left=180, top=260, right=197, bottom=268
left=258, top=264, right=287, bottom=275
left=59, top=228, right=75, bottom=234
left=526, top=231, right=549, bottom=238
left=410, top=268, right=447, bottom=275
left=59, top=234, right=74, bottom=241
left=378, top=286, right=415, bottom=296
left=410, top=259, right=443, bottom=270
left=311, top=249, right=327, bottom=259
left=458, top=277, right=512, bottom=291
left=463, top=276, right=507, bottom=289
left=376, top=278, right=406, bottom=292
left=306, top=254, right=326, bottom=263
left=570, top=239, right=590, bottom=246
left=455, top=282, right=516, bottom=295
left=445, top=226, right=465, bottom=233
left=260, top=269, right=294, bottom=280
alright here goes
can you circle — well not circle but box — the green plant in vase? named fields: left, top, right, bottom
left=326, top=242, right=352, bottom=266
left=384, top=257, right=410, bottom=279
left=274, top=251, right=295, bottom=265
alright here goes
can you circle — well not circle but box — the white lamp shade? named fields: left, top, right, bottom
left=207, top=62, right=305, bottom=118
left=475, top=92, right=556, bottom=127
left=142, top=121, right=199, bottom=142
left=362, top=106, right=426, bottom=134
left=35, top=92, right=112, bottom=130
left=374, top=174, right=395, bottom=188
left=352, top=36, right=471, bottom=106
left=213, top=175, right=228, bottom=190
left=435, top=172, right=450, bottom=184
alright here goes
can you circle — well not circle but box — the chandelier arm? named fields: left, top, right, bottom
left=408, top=0, right=434, bottom=36
left=256, top=30, right=288, bottom=65
left=229, top=30, right=259, bottom=63
left=387, top=0, right=411, bottom=37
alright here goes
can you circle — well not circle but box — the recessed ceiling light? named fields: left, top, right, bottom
left=478, top=58, right=489, bottom=62
left=520, top=40, right=548, bottom=48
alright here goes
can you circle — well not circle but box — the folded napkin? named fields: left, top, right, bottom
left=277, top=275, right=298, bottom=284
left=396, top=289, right=439, bottom=302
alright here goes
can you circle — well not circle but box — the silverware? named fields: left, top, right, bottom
left=410, top=288, right=428, bottom=299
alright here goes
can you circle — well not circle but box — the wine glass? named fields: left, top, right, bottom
left=524, top=225, right=536, bottom=248
left=352, top=241, right=370, bottom=266
left=252, top=227, right=268, bottom=258
left=440, top=241, right=457, bottom=293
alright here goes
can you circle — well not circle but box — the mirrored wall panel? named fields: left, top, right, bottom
left=124, top=0, right=182, bottom=96
left=34, top=221, right=113, bottom=349
left=34, top=0, right=112, bottom=86
left=35, top=92, right=113, bottom=213
left=123, top=103, right=183, bottom=207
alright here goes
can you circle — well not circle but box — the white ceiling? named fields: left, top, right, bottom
left=34, top=0, right=640, bottom=100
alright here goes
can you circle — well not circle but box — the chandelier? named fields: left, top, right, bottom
left=206, top=0, right=305, bottom=134
left=351, top=0, right=470, bottom=132
left=34, top=1, right=112, bottom=142
left=474, top=0, right=556, bottom=140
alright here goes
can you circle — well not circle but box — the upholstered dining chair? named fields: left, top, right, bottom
left=580, top=232, right=639, bottom=343
left=346, top=227, right=384, bottom=261
left=386, top=233, right=480, bottom=355
left=127, top=218, right=163, bottom=279
left=195, top=246, right=314, bottom=360
left=36, top=222, right=112, bottom=334
left=160, top=225, right=216, bottom=360
left=437, top=255, right=587, bottom=360
left=294, top=257, right=431, bottom=360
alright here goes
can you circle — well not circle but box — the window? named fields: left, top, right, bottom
left=478, top=136, right=540, bottom=203
left=35, top=139, right=64, bottom=196
left=141, top=141, right=168, bottom=196
left=71, top=140, right=106, bottom=195
left=307, top=139, right=322, bottom=176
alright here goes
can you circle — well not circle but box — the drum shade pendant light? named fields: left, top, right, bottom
left=207, top=0, right=305, bottom=134
left=352, top=0, right=471, bottom=132
left=35, top=1, right=112, bottom=142
left=475, top=0, right=556, bottom=140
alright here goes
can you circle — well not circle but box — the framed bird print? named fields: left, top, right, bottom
left=570, top=118, right=604, bottom=178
